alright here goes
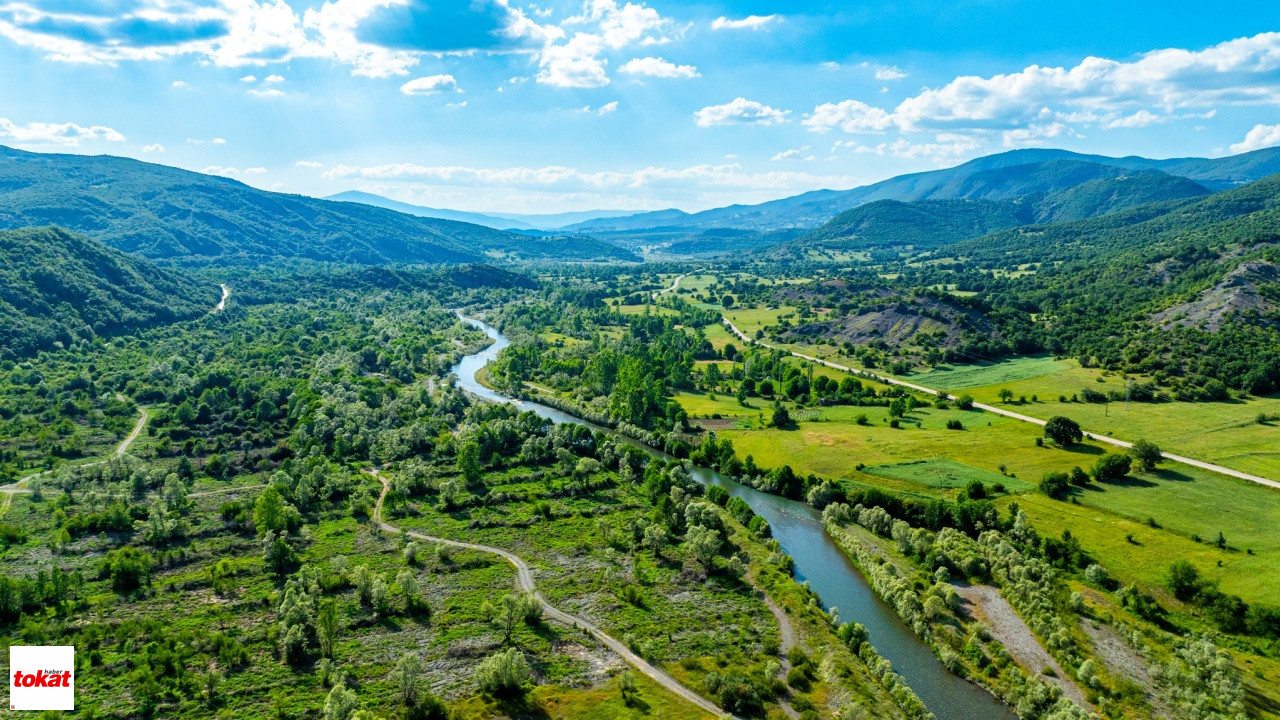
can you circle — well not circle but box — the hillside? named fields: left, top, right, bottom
left=326, top=190, right=536, bottom=230
left=0, top=226, right=217, bottom=358
left=571, top=147, right=1280, bottom=235
left=0, top=147, right=636, bottom=264
left=772, top=168, right=1208, bottom=256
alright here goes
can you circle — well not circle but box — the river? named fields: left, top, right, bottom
left=453, top=314, right=1014, bottom=720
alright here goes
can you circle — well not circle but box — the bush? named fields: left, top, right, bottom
left=1040, top=472, right=1071, bottom=500
left=102, top=547, right=153, bottom=592
left=475, top=648, right=530, bottom=697
left=1130, top=439, right=1162, bottom=471
left=1166, top=560, right=1202, bottom=601
left=946, top=419, right=964, bottom=430
left=1092, top=453, right=1131, bottom=483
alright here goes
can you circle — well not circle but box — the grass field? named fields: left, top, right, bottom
left=709, top=402, right=1280, bottom=605
left=862, top=458, right=1035, bottom=493
left=909, top=356, right=1280, bottom=480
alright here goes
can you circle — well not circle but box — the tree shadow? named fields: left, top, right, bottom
left=1102, top=475, right=1158, bottom=489
left=1151, top=468, right=1195, bottom=483
left=490, top=694, right=552, bottom=719
left=1061, top=443, right=1105, bottom=456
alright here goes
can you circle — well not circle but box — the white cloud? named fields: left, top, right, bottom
left=1002, top=122, right=1076, bottom=147
left=244, top=167, right=268, bottom=174
left=807, top=32, right=1280, bottom=142
left=0, top=117, right=124, bottom=146
left=322, top=161, right=856, bottom=196
left=171, top=80, right=189, bottom=88
left=296, top=160, right=323, bottom=168
left=874, top=66, right=906, bottom=81
left=201, top=166, right=242, bottom=177
left=619, top=56, right=699, bottom=79
left=1230, top=123, right=1280, bottom=153
left=804, top=100, right=894, bottom=133
left=711, top=15, right=778, bottom=30
left=536, top=0, right=684, bottom=88
left=188, top=137, right=227, bottom=145
left=820, top=61, right=840, bottom=71
left=239, top=75, right=257, bottom=83
left=596, top=101, right=618, bottom=115
left=400, top=74, right=461, bottom=96
left=772, top=147, right=814, bottom=161
left=142, top=143, right=165, bottom=153
left=263, top=74, right=285, bottom=84
left=248, top=88, right=286, bottom=98
left=694, top=97, right=789, bottom=127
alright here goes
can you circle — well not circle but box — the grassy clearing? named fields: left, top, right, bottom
left=455, top=672, right=714, bottom=719
left=862, top=458, right=1034, bottom=493
left=904, top=355, right=1073, bottom=391
left=711, top=403, right=1280, bottom=605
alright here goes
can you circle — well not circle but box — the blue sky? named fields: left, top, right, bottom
left=3, top=0, right=1280, bottom=213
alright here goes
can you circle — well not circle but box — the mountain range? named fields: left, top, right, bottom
left=325, top=191, right=635, bottom=231
left=0, top=146, right=636, bottom=265
left=565, top=147, right=1280, bottom=235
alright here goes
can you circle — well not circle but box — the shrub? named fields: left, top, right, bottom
left=475, top=648, right=530, bottom=696
left=1092, top=453, right=1131, bottom=483
left=1044, top=416, right=1083, bottom=446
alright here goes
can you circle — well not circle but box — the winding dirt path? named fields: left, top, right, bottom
left=722, top=318, right=1280, bottom=489
left=761, top=595, right=801, bottom=719
left=368, top=467, right=732, bottom=719
left=653, top=273, right=686, bottom=299
left=215, top=283, right=230, bottom=312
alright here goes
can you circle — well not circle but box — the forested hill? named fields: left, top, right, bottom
left=0, top=226, right=218, bottom=358
left=0, top=146, right=636, bottom=265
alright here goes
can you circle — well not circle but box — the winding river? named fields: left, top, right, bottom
left=453, top=315, right=1015, bottom=720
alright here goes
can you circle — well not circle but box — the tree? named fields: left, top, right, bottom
left=323, top=683, right=359, bottom=720
left=686, top=524, right=722, bottom=569
left=643, top=522, right=667, bottom=558
left=1044, top=416, right=1083, bottom=446
left=1069, top=466, right=1091, bottom=486
left=393, top=653, right=422, bottom=708
left=770, top=404, right=791, bottom=428
left=475, top=648, right=530, bottom=697
left=457, top=441, right=482, bottom=484
left=955, top=394, right=974, bottom=410
left=618, top=670, right=638, bottom=704
left=493, top=592, right=540, bottom=644
left=253, top=486, right=288, bottom=537
left=998, top=388, right=1014, bottom=403
left=1131, top=439, right=1162, bottom=472
left=1092, top=453, right=1131, bottom=482
left=1166, top=559, right=1202, bottom=600
left=317, top=599, right=339, bottom=659
left=103, top=547, right=152, bottom=592
left=1040, top=472, right=1071, bottom=500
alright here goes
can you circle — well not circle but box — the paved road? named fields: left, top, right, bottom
left=722, top=318, right=1280, bottom=490
left=368, top=468, right=731, bottom=719
left=653, top=274, right=686, bottom=299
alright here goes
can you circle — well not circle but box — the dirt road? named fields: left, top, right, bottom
left=368, top=467, right=731, bottom=719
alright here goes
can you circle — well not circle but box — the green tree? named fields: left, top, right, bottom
left=457, top=441, right=482, bottom=484
left=1131, top=438, right=1162, bottom=472
left=686, top=524, right=722, bottom=569
left=955, top=393, right=974, bottom=410
left=323, top=683, right=359, bottom=720
left=1040, top=472, right=1071, bottom=499
left=253, top=486, right=287, bottom=537
left=1044, top=416, right=1084, bottom=446
left=317, top=599, right=339, bottom=659
left=1092, top=453, right=1132, bottom=482
left=475, top=648, right=530, bottom=697
left=998, top=388, right=1014, bottom=403
left=770, top=403, right=791, bottom=428
left=1166, top=559, right=1202, bottom=600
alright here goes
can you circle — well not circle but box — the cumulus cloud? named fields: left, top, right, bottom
left=296, top=160, right=323, bottom=167
left=0, top=117, right=124, bottom=145
left=400, top=74, right=460, bottom=95
left=201, top=166, right=243, bottom=177
left=188, top=137, right=227, bottom=144
left=619, top=56, right=698, bottom=79
left=804, top=100, right=894, bottom=133
left=711, top=15, right=777, bottom=30
left=1230, top=123, right=1280, bottom=153
left=807, top=32, right=1280, bottom=142
left=239, top=75, right=257, bottom=83
left=772, top=147, right=814, bottom=161
left=248, top=88, right=286, bottom=98
left=244, top=166, right=268, bottom=174
left=263, top=74, right=284, bottom=84
left=873, top=65, right=906, bottom=81
left=694, top=97, right=789, bottom=127
left=534, top=0, right=683, bottom=88
left=142, top=143, right=165, bottom=152
left=322, top=160, right=855, bottom=195
left=596, top=100, right=618, bottom=115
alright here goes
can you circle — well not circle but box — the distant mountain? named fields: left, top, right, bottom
left=779, top=167, right=1210, bottom=255
left=327, top=190, right=637, bottom=231
left=0, top=226, right=217, bottom=358
left=570, top=147, right=1280, bottom=235
left=0, top=147, right=636, bottom=264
